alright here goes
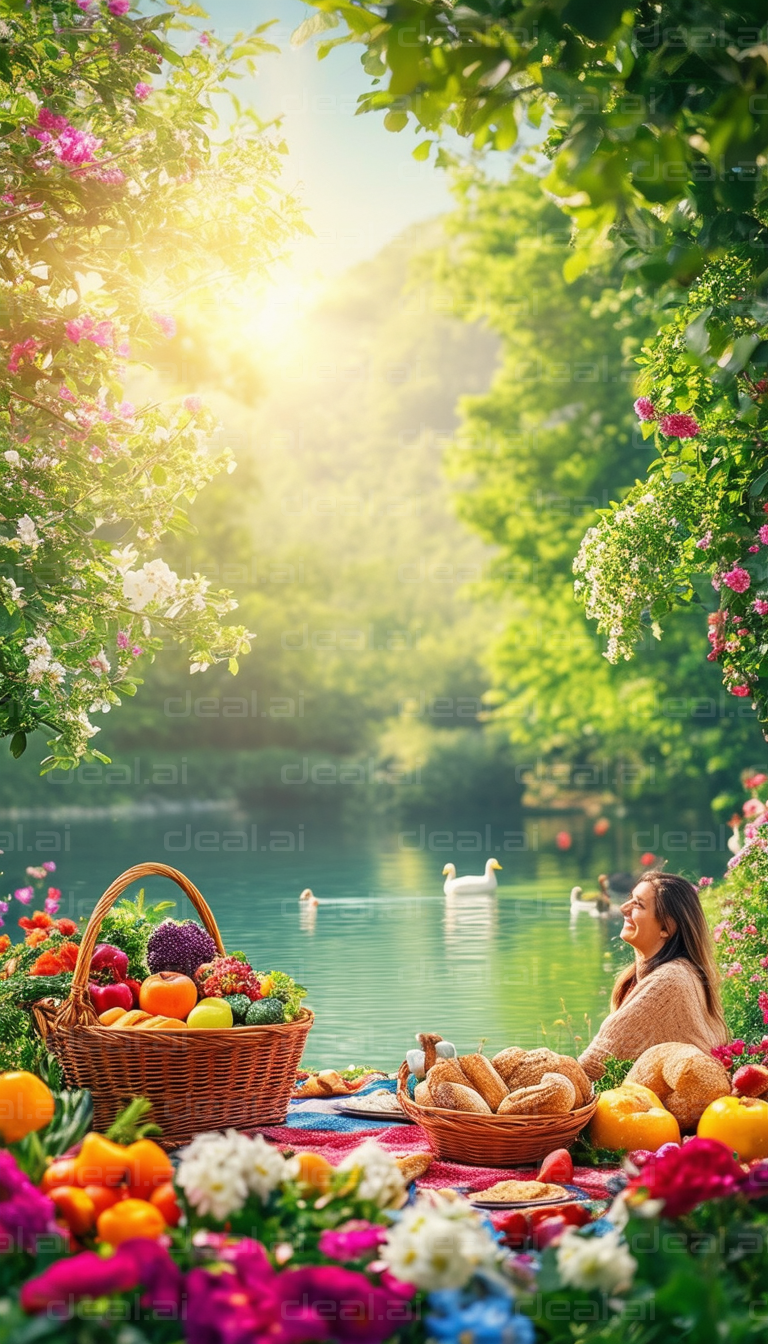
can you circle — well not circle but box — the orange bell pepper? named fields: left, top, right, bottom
left=697, top=1094, right=768, bottom=1161
left=149, top=1181, right=182, bottom=1227
left=123, top=1138, right=174, bottom=1199
left=97, top=1197, right=166, bottom=1246
left=40, top=1157, right=78, bottom=1193
left=0, top=1071, right=54, bottom=1143
left=589, top=1082, right=681, bottom=1152
left=49, top=1186, right=96, bottom=1237
left=291, top=1151, right=333, bottom=1193
left=83, top=1184, right=127, bottom=1218
left=73, top=1133, right=130, bottom=1188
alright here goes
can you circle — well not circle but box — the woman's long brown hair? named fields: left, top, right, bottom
left=611, top=873, right=727, bottom=1035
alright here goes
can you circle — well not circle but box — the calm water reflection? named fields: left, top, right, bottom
left=3, top=806, right=723, bottom=1069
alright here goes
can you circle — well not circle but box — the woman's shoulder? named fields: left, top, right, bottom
left=640, top=958, right=702, bottom=988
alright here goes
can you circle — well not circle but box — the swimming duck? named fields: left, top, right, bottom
left=442, top=858, right=502, bottom=896
left=299, top=888, right=319, bottom=908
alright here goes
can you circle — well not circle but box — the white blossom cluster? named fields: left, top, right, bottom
left=380, top=1192, right=500, bottom=1291
left=176, top=1130, right=289, bottom=1221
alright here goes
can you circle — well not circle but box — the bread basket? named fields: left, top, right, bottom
left=34, top=863, right=313, bottom=1146
left=396, top=1061, right=597, bottom=1165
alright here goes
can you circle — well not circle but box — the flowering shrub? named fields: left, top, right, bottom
left=710, top=771, right=768, bottom=1041
left=574, top=257, right=768, bottom=725
left=0, top=1, right=303, bottom=769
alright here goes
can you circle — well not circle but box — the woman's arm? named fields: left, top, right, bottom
left=578, top=962, right=704, bottom=1080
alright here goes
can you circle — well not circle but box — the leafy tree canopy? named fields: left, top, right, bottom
left=0, top=0, right=304, bottom=769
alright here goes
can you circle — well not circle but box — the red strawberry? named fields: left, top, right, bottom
left=537, top=1147, right=574, bottom=1184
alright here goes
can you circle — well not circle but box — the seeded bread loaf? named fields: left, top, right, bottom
left=458, top=1053, right=509, bottom=1112
left=430, top=1081, right=493, bottom=1114
left=497, top=1072, right=576, bottom=1116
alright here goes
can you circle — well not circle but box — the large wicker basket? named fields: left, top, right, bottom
left=34, top=863, right=313, bottom=1147
left=396, top=1062, right=597, bottom=1166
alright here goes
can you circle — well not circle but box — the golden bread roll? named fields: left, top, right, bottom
left=626, top=1043, right=730, bottom=1130
left=430, top=1081, right=493, bottom=1114
left=414, top=1081, right=433, bottom=1106
left=498, top=1047, right=561, bottom=1091
left=395, top=1152, right=433, bottom=1182
left=497, top=1071, right=576, bottom=1116
left=426, top=1057, right=467, bottom=1092
left=552, top=1053, right=592, bottom=1106
left=458, top=1053, right=509, bottom=1112
left=491, top=1047, right=527, bottom=1085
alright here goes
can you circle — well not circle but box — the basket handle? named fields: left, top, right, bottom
left=53, top=863, right=225, bottom=1030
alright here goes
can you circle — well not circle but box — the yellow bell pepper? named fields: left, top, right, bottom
left=0, top=1070, right=54, bottom=1144
left=697, top=1094, right=768, bottom=1161
left=589, top=1082, right=681, bottom=1152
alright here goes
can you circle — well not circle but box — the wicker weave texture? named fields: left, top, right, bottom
left=34, top=862, right=313, bottom=1146
left=396, top=1062, right=598, bottom=1165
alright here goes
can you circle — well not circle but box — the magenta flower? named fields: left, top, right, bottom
left=627, top=1137, right=745, bottom=1218
left=152, top=312, right=176, bottom=339
left=754, top=599, right=768, bottom=615
left=131, top=644, right=143, bottom=657
left=183, top=394, right=202, bottom=413
left=76, top=1, right=94, bottom=9
left=108, top=0, right=131, bottom=14
left=8, top=338, right=40, bottom=375
left=65, top=314, right=115, bottom=348
left=54, top=126, right=102, bottom=165
left=134, top=82, right=152, bottom=101
left=37, top=109, right=69, bottom=133
left=723, top=566, right=751, bottom=593
left=659, top=412, right=701, bottom=438
left=118, top=400, right=135, bottom=418
left=696, top=530, right=712, bottom=549
left=318, top=1220, right=387, bottom=1261
left=200, top=31, right=211, bottom=45
left=14, top=887, right=34, bottom=904
left=633, top=396, right=656, bottom=421
left=21, top=1238, right=183, bottom=1316
left=117, top=630, right=130, bottom=650
left=276, top=1265, right=409, bottom=1344
left=697, top=876, right=713, bottom=888
left=0, top=1152, right=57, bottom=1254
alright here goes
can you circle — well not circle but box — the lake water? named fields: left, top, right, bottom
left=2, top=805, right=725, bottom=1069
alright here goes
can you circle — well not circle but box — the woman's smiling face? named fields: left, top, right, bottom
left=620, top=880, right=675, bottom=958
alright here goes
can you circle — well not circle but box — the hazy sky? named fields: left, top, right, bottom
left=195, top=0, right=455, bottom=278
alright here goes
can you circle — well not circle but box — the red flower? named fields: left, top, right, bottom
left=626, top=1137, right=744, bottom=1217
left=0, top=935, right=10, bottom=955
left=54, top=917, right=78, bottom=936
left=30, top=941, right=80, bottom=975
left=659, top=412, right=700, bottom=438
left=24, top=929, right=50, bottom=949
left=18, top=912, right=53, bottom=932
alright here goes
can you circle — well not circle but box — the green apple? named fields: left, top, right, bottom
left=186, top=997, right=233, bottom=1029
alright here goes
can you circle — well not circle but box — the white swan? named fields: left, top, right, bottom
left=570, top=878, right=622, bottom=918
left=299, top=888, right=319, bottom=908
left=442, top=858, right=501, bottom=896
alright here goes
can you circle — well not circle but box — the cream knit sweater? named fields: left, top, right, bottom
left=578, top=958, right=728, bottom=1081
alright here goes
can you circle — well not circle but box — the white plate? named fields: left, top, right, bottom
left=334, top=1100, right=414, bottom=1123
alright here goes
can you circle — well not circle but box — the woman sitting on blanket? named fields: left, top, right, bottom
left=578, top=872, right=728, bottom=1080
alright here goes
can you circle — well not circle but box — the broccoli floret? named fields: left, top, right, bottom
left=223, top=994, right=252, bottom=1023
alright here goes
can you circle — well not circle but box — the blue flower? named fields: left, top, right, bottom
left=426, top=1288, right=535, bottom=1344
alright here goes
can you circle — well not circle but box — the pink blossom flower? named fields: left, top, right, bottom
left=183, top=394, right=202, bottom=413
left=697, top=876, right=713, bottom=887
left=108, top=0, right=131, bottom=14
left=726, top=961, right=743, bottom=976
left=8, top=338, right=40, bottom=374
left=89, top=446, right=103, bottom=462
left=14, top=887, right=34, bottom=904
left=743, top=798, right=764, bottom=818
left=76, top=1, right=94, bottom=10
left=760, top=526, right=768, bottom=545
left=43, top=861, right=56, bottom=873
left=44, top=897, right=60, bottom=915
left=0, top=1152, right=57, bottom=1253
left=117, top=631, right=130, bottom=650
left=65, top=314, right=115, bottom=348
left=318, top=1220, right=387, bottom=1260
left=131, top=645, right=143, bottom=657
left=134, top=82, right=152, bottom=101
left=750, top=545, right=760, bottom=552
left=37, top=109, right=69, bottom=133
left=760, top=990, right=768, bottom=1023
left=21, top=1238, right=183, bottom=1315
left=731, top=685, right=751, bottom=697
left=118, top=401, right=135, bottom=418
left=723, top=566, right=751, bottom=592
left=754, top=599, right=768, bottom=615
left=116, top=339, right=130, bottom=358
left=633, top=396, right=656, bottom=421
left=696, top=530, right=712, bottom=549
left=151, top=312, right=176, bottom=339
left=58, top=386, right=77, bottom=403
left=659, top=412, right=701, bottom=438
left=731, top=1039, right=746, bottom=1055
left=200, top=31, right=211, bottom=45
left=626, top=1137, right=744, bottom=1217
left=54, top=126, right=102, bottom=166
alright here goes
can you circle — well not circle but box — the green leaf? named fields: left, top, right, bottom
left=749, top=466, right=768, bottom=498
left=291, top=10, right=338, bottom=47
left=412, top=139, right=432, bottom=161
left=10, top=731, right=27, bottom=759
left=684, top=307, right=712, bottom=358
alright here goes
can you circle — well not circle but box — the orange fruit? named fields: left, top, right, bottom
left=139, top=972, right=197, bottom=1021
left=73, top=1133, right=130, bottom=1188
left=97, top=1197, right=165, bottom=1246
left=291, top=1151, right=333, bottom=1193
left=83, top=1184, right=127, bottom=1218
left=0, top=1070, right=54, bottom=1143
left=40, top=1156, right=78, bottom=1193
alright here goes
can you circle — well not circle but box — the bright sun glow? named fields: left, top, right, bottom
left=228, top=266, right=327, bottom=361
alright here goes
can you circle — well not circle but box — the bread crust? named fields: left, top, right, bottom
left=552, top=1053, right=592, bottom=1106
left=498, top=1047, right=561, bottom=1091
left=426, top=1057, right=467, bottom=1093
left=497, top=1071, right=576, bottom=1116
left=430, top=1081, right=493, bottom=1114
left=627, top=1041, right=730, bottom=1129
left=491, top=1047, right=527, bottom=1085
left=458, top=1053, right=509, bottom=1112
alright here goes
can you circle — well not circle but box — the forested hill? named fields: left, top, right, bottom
left=37, top=224, right=517, bottom=816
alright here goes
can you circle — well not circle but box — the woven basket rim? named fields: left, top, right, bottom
left=49, top=1006, right=314, bottom=1037
left=396, top=1059, right=597, bottom=1126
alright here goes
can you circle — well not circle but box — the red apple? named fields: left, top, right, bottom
left=732, top=1064, right=768, bottom=1097
left=89, top=981, right=133, bottom=1015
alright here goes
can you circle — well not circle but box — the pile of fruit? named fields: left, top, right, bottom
left=88, top=919, right=306, bottom=1031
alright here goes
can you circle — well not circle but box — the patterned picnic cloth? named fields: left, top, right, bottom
left=254, top=1078, right=620, bottom=1201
